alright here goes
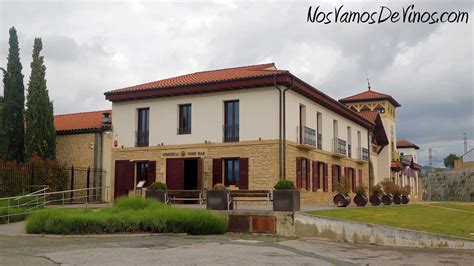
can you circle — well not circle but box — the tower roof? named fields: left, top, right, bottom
left=397, top=139, right=420, bottom=150
left=339, top=89, right=401, bottom=107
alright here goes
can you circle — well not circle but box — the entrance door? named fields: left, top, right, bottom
left=184, top=159, right=198, bottom=190
left=166, top=158, right=184, bottom=190
left=114, top=160, right=134, bottom=198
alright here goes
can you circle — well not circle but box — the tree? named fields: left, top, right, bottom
left=443, top=153, right=460, bottom=169
left=25, top=38, right=56, bottom=159
left=2, top=27, right=25, bottom=162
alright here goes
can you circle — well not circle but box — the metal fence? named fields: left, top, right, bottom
left=0, top=161, right=107, bottom=200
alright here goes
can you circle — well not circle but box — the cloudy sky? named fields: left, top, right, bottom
left=0, top=0, right=472, bottom=166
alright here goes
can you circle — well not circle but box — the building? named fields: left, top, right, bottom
left=339, top=85, right=422, bottom=199
left=54, top=110, right=113, bottom=201
left=104, top=63, right=373, bottom=204
left=454, top=148, right=474, bottom=170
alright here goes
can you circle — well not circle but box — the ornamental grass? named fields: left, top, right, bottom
left=25, top=196, right=227, bottom=235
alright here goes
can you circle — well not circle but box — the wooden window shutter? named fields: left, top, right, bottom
left=351, top=168, right=356, bottom=192
left=305, top=159, right=311, bottom=191
left=358, top=169, right=363, bottom=187
left=296, top=157, right=302, bottom=189
left=147, top=161, right=156, bottom=186
left=331, top=165, right=336, bottom=192
left=166, top=159, right=184, bottom=190
left=312, top=161, right=319, bottom=192
left=323, top=163, right=328, bottom=192
left=343, top=167, right=348, bottom=192
left=239, top=158, right=249, bottom=190
left=212, top=158, right=222, bottom=186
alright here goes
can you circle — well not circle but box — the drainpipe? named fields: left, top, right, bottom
left=273, top=75, right=283, bottom=181
left=282, top=77, right=294, bottom=180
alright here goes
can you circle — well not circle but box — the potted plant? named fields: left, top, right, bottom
left=333, top=178, right=351, bottom=207
left=392, top=184, right=402, bottom=205
left=369, top=184, right=383, bottom=206
left=273, top=180, right=300, bottom=212
left=380, top=180, right=395, bottom=205
left=354, top=184, right=368, bottom=207
left=146, top=181, right=167, bottom=203
left=206, top=183, right=231, bottom=210
left=401, top=185, right=411, bottom=204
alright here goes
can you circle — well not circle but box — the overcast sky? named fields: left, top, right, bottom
left=0, top=0, right=472, bottom=166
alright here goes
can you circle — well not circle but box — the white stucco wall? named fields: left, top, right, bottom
left=111, top=87, right=280, bottom=147
left=284, top=90, right=370, bottom=157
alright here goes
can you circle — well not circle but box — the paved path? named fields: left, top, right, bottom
left=0, top=231, right=473, bottom=265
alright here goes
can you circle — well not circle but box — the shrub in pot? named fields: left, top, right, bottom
left=392, top=185, right=402, bottom=205
left=207, top=183, right=231, bottom=210
left=354, top=184, right=368, bottom=207
left=401, top=185, right=411, bottom=204
left=380, top=180, right=397, bottom=205
left=273, top=180, right=300, bottom=212
left=369, top=184, right=383, bottom=206
left=333, top=178, right=351, bottom=207
left=146, top=181, right=167, bottom=202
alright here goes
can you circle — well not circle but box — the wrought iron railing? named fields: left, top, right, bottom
left=135, top=130, right=149, bottom=147
left=223, top=125, right=239, bottom=142
left=348, top=144, right=352, bottom=157
left=317, top=133, right=322, bottom=149
left=177, top=127, right=191, bottom=135
left=333, top=138, right=347, bottom=155
left=358, top=147, right=369, bottom=161
left=297, top=126, right=316, bottom=147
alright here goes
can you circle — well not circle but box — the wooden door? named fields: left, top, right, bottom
left=114, top=160, right=134, bottom=198
left=166, top=158, right=184, bottom=190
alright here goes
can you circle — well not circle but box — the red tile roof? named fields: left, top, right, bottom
left=339, top=89, right=401, bottom=107
left=106, top=63, right=287, bottom=94
left=54, top=110, right=111, bottom=133
left=357, top=110, right=379, bottom=123
left=397, top=139, right=420, bottom=150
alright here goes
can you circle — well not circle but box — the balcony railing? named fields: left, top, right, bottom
left=357, top=147, right=369, bottom=161
left=348, top=144, right=352, bottom=158
left=317, top=133, right=322, bottom=149
left=136, top=130, right=149, bottom=147
left=177, top=127, right=191, bottom=135
left=223, top=125, right=239, bottom=142
left=333, top=138, right=346, bottom=155
left=297, top=126, right=316, bottom=147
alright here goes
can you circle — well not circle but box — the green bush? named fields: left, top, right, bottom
left=273, top=180, right=295, bottom=190
left=148, top=182, right=167, bottom=190
left=25, top=196, right=227, bottom=235
left=371, top=184, right=383, bottom=197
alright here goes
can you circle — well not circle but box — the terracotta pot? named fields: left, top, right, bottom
left=402, top=195, right=410, bottom=204
left=381, top=194, right=393, bottom=205
left=354, top=194, right=368, bottom=206
left=273, top=190, right=301, bottom=212
left=333, top=194, right=351, bottom=207
left=393, top=194, right=402, bottom=205
left=369, top=195, right=381, bottom=206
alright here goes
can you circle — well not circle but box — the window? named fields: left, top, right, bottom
left=347, top=126, right=352, bottom=157
left=333, top=120, right=338, bottom=139
left=224, top=100, right=239, bottom=142
left=136, top=162, right=148, bottom=185
left=316, top=112, right=322, bottom=149
left=301, top=159, right=307, bottom=190
left=224, top=158, right=239, bottom=186
left=178, top=104, right=191, bottom=134
left=136, top=108, right=149, bottom=147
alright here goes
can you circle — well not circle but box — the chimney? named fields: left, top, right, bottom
left=102, top=111, right=111, bottom=125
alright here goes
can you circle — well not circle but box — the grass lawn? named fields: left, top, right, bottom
left=305, top=203, right=474, bottom=239
left=26, top=196, right=228, bottom=235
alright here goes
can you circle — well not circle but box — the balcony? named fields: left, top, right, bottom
left=135, top=130, right=149, bottom=147
left=348, top=144, right=352, bottom=158
left=357, top=147, right=370, bottom=163
left=297, top=126, right=316, bottom=150
left=332, top=138, right=346, bottom=158
left=317, top=133, right=322, bottom=149
left=223, top=125, right=239, bottom=142
left=177, top=127, right=191, bottom=135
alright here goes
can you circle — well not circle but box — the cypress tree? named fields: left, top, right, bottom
left=25, top=38, right=56, bottom=159
left=2, top=27, right=25, bottom=162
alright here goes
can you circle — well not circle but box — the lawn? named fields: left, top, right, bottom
left=25, top=196, right=228, bottom=235
left=305, top=203, right=474, bottom=239
left=0, top=196, right=44, bottom=224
